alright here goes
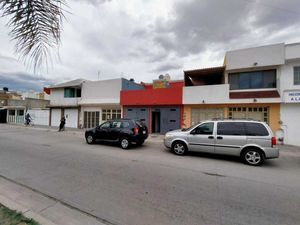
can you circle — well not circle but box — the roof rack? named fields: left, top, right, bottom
left=210, top=118, right=259, bottom=121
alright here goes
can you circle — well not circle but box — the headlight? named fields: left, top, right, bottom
left=165, top=133, right=173, bottom=138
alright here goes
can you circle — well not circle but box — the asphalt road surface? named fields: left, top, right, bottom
left=0, top=124, right=300, bottom=225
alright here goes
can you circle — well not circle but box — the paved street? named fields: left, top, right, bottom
left=0, top=124, right=300, bottom=225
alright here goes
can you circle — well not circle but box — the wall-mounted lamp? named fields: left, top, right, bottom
left=253, top=98, right=257, bottom=102
left=202, top=100, right=205, bottom=104
left=253, top=62, right=258, bottom=66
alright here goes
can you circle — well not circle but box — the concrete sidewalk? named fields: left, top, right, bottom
left=0, top=176, right=108, bottom=225
left=3, top=123, right=165, bottom=143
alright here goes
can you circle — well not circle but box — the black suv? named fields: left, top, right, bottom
left=85, top=119, right=148, bottom=149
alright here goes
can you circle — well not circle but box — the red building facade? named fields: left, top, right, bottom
left=120, top=81, right=183, bottom=134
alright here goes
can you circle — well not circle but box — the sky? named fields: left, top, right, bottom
left=0, top=0, right=300, bottom=92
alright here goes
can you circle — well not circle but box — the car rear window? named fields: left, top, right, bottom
left=245, top=123, right=269, bottom=136
left=217, top=122, right=246, bottom=135
left=121, top=121, right=130, bottom=128
left=135, top=121, right=143, bottom=127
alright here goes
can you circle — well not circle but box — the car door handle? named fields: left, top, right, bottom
left=208, top=136, right=214, bottom=139
left=217, top=136, right=223, bottom=139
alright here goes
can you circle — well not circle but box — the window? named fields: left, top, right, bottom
left=64, top=88, right=81, bottom=98
left=294, top=67, right=300, bottom=85
left=84, top=111, right=100, bottom=128
left=102, top=109, right=121, bottom=122
left=64, top=88, right=75, bottom=98
left=192, top=122, right=214, bottom=135
left=9, top=110, right=15, bottom=116
left=228, top=107, right=269, bottom=123
left=111, top=121, right=122, bottom=128
left=245, top=123, right=269, bottom=136
left=122, top=121, right=130, bottom=128
left=100, top=121, right=111, bottom=129
left=217, top=122, right=245, bottom=136
left=228, top=70, right=276, bottom=90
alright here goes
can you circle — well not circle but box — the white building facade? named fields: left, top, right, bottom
left=79, top=78, right=143, bottom=128
left=49, top=79, right=86, bottom=128
left=279, top=43, right=300, bottom=146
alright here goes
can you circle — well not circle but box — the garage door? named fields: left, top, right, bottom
left=51, top=109, right=61, bottom=127
left=160, top=107, right=180, bottom=133
left=191, top=108, right=224, bottom=125
left=64, top=109, right=78, bottom=128
left=124, top=107, right=149, bottom=126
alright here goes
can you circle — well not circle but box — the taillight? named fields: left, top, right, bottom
left=134, top=127, right=139, bottom=135
left=271, top=137, right=276, bottom=147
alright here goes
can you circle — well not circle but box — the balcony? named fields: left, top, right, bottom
left=183, top=84, right=230, bottom=104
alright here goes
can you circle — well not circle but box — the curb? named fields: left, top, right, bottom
left=0, top=175, right=110, bottom=225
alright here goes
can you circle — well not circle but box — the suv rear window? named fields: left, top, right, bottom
left=135, top=121, right=143, bottom=127
left=217, top=122, right=245, bottom=135
left=245, top=123, right=269, bottom=136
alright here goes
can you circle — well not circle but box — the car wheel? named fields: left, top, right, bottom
left=120, top=137, right=130, bottom=149
left=242, top=148, right=264, bottom=166
left=172, top=141, right=187, bottom=155
left=86, top=134, right=95, bottom=144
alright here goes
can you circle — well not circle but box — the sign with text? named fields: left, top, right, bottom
left=284, top=90, right=300, bottom=103
left=153, top=79, right=170, bottom=89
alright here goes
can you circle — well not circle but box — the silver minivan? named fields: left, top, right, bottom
left=164, top=120, right=279, bottom=166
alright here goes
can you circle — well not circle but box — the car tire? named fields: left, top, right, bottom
left=86, top=133, right=95, bottom=144
left=172, top=141, right=187, bottom=156
left=242, top=148, right=264, bottom=166
left=120, top=137, right=130, bottom=149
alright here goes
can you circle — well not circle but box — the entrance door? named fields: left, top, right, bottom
left=152, top=111, right=161, bottom=133
left=0, top=109, right=7, bottom=123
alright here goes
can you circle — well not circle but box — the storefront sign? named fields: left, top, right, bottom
left=284, top=90, right=300, bottom=103
left=153, top=79, right=170, bottom=89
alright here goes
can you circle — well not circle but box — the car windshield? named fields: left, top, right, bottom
left=181, top=124, right=198, bottom=131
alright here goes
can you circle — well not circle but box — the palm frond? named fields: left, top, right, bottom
left=0, top=0, right=66, bottom=71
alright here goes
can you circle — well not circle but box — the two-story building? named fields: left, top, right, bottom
left=121, top=76, right=183, bottom=134
left=78, top=78, right=143, bottom=128
left=183, top=43, right=283, bottom=135
left=49, top=79, right=86, bottom=128
left=279, top=43, right=300, bottom=146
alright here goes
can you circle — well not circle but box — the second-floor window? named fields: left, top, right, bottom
left=64, top=88, right=81, bottom=98
left=228, top=69, right=276, bottom=90
left=294, top=67, right=300, bottom=85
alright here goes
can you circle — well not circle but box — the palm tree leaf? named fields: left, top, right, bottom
left=0, top=0, right=66, bottom=72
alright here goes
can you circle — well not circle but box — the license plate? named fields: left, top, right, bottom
left=143, top=131, right=146, bottom=134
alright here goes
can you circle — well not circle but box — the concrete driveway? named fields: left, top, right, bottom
left=0, top=124, right=299, bottom=225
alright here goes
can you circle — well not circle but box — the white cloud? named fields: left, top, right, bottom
left=0, top=0, right=300, bottom=91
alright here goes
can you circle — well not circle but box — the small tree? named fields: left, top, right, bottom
left=0, top=0, right=66, bottom=71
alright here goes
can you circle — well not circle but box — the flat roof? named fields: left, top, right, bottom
left=184, top=66, right=225, bottom=76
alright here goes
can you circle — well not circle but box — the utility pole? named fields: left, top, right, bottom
left=98, top=70, right=101, bottom=80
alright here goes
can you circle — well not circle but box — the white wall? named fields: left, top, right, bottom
left=226, top=43, right=285, bottom=70
left=50, top=89, right=79, bottom=106
left=280, top=104, right=300, bottom=146
left=279, top=61, right=300, bottom=98
left=27, top=109, right=49, bottom=126
left=183, top=84, right=230, bottom=104
left=285, top=43, right=300, bottom=61
left=80, top=79, right=122, bottom=105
